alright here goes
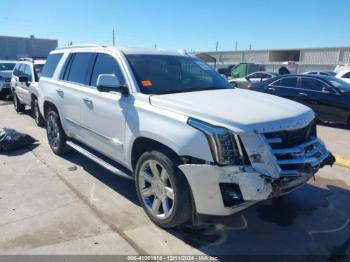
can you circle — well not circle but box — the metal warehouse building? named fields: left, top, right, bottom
left=0, top=35, right=58, bottom=60
left=198, top=47, right=350, bottom=73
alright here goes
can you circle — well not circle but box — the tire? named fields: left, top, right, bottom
left=32, top=98, right=45, bottom=127
left=230, top=81, right=237, bottom=88
left=45, top=110, right=70, bottom=155
left=13, top=92, right=26, bottom=113
left=135, top=149, right=192, bottom=228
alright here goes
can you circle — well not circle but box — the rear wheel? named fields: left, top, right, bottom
left=46, top=110, right=70, bottom=155
left=135, top=150, right=192, bottom=228
left=32, top=98, right=45, bottom=127
left=13, top=92, right=25, bottom=113
left=230, top=81, right=237, bottom=88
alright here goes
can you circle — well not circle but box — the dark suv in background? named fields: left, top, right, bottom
left=251, top=75, right=350, bottom=127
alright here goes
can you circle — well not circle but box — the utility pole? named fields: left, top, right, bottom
left=112, top=29, right=115, bottom=47
left=235, top=41, right=238, bottom=51
left=249, top=44, right=252, bottom=50
left=215, top=41, right=219, bottom=52
left=154, top=43, right=157, bottom=49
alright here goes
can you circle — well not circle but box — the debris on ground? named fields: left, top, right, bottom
left=0, top=128, right=37, bottom=153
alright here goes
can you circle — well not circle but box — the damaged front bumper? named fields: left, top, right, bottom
left=179, top=149, right=335, bottom=217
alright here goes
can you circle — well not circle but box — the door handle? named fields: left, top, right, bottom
left=299, top=92, right=308, bottom=97
left=83, top=98, right=92, bottom=104
left=56, top=89, right=64, bottom=97
left=267, top=87, right=275, bottom=91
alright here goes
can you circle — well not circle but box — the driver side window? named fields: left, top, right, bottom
left=90, top=54, right=126, bottom=87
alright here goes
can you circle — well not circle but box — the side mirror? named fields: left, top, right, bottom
left=322, top=87, right=333, bottom=94
left=19, top=76, right=30, bottom=86
left=96, top=74, right=129, bottom=95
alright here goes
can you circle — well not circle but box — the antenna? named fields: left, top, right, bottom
left=112, top=29, right=115, bottom=47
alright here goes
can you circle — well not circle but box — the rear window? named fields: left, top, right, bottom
left=41, top=53, right=63, bottom=78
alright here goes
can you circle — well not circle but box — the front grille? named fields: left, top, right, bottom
left=264, top=121, right=316, bottom=149
left=4, top=78, right=11, bottom=83
left=262, top=120, right=329, bottom=176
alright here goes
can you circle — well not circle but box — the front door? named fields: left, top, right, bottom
left=80, top=53, right=129, bottom=164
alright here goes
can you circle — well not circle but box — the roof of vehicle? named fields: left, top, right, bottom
left=0, top=60, right=17, bottom=63
left=15, top=59, right=46, bottom=66
left=52, top=44, right=190, bottom=57
left=337, top=69, right=350, bottom=76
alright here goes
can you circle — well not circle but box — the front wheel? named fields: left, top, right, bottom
left=135, top=150, right=192, bottom=228
left=32, top=98, right=45, bottom=127
left=13, top=92, right=26, bottom=113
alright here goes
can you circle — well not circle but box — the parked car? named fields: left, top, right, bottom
left=11, top=58, right=46, bottom=126
left=229, top=71, right=278, bottom=89
left=217, top=65, right=236, bottom=78
left=335, top=64, right=350, bottom=73
left=38, top=45, right=334, bottom=228
left=0, top=61, right=17, bottom=99
left=251, top=75, right=350, bottom=127
left=231, top=63, right=265, bottom=79
left=303, top=71, right=336, bottom=77
left=336, top=70, right=350, bottom=83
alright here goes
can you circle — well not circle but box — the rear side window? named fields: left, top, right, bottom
left=301, top=78, right=327, bottom=91
left=41, top=53, right=63, bottom=78
left=280, top=77, right=298, bottom=88
left=343, top=72, right=350, bottom=79
left=90, top=54, right=125, bottom=87
left=66, top=53, right=95, bottom=85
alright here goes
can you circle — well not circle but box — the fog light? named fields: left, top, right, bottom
left=219, top=183, right=244, bottom=207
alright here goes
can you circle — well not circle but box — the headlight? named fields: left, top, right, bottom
left=188, top=118, right=246, bottom=165
left=0, top=76, right=4, bottom=81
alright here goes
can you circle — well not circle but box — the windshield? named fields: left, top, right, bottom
left=329, top=78, right=350, bottom=93
left=126, top=55, right=232, bottom=94
left=34, top=64, right=44, bottom=81
left=0, top=63, right=16, bottom=71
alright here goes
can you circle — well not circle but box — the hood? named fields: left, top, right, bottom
left=0, top=70, right=12, bottom=79
left=150, top=89, right=315, bottom=133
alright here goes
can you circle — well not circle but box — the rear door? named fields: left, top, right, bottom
left=57, top=52, right=96, bottom=140
left=266, top=76, right=299, bottom=101
left=80, top=52, right=129, bottom=163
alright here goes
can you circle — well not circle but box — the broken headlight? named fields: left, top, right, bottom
left=188, top=118, right=245, bottom=165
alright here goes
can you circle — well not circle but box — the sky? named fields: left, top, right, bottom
left=0, top=0, right=349, bottom=52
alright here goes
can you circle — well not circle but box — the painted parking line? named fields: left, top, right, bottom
left=334, top=154, right=350, bottom=169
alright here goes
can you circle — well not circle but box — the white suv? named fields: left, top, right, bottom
left=11, top=58, right=46, bottom=126
left=38, top=45, right=335, bottom=228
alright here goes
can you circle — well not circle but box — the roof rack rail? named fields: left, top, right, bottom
left=55, top=44, right=104, bottom=50
left=19, top=57, right=34, bottom=62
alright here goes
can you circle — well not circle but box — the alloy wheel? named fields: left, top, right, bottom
left=47, top=115, right=61, bottom=150
left=138, top=160, right=175, bottom=220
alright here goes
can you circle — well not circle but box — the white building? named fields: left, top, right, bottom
left=197, top=47, right=350, bottom=73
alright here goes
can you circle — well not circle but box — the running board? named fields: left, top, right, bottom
left=66, top=141, right=134, bottom=180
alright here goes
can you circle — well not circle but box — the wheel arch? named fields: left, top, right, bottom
left=130, top=136, right=181, bottom=172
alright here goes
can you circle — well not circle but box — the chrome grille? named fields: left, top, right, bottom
left=263, top=122, right=329, bottom=176
left=264, top=121, right=316, bottom=149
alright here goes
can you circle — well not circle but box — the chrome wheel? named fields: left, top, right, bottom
left=47, top=115, right=60, bottom=150
left=13, top=95, right=18, bottom=109
left=138, top=160, right=175, bottom=220
left=34, top=102, right=40, bottom=123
